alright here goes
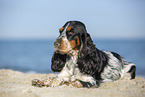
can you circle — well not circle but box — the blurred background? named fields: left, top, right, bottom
left=0, top=0, right=145, bottom=77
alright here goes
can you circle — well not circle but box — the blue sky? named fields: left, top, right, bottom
left=0, top=0, right=145, bottom=39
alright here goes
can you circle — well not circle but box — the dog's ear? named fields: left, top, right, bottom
left=77, top=33, right=108, bottom=78
left=51, top=52, right=67, bottom=72
left=79, top=32, right=94, bottom=58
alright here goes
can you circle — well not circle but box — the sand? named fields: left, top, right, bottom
left=0, top=69, right=145, bottom=97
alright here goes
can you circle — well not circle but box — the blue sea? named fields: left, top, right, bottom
left=0, top=39, right=145, bottom=78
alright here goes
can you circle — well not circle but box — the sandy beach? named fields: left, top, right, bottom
left=0, top=69, right=145, bottom=97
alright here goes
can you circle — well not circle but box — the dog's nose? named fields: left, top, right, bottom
left=54, top=41, right=60, bottom=47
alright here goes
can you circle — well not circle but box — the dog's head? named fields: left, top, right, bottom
left=54, top=21, right=88, bottom=55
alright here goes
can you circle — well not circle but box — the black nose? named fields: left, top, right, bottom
left=54, top=41, right=60, bottom=47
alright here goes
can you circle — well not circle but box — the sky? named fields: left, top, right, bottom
left=0, top=0, right=145, bottom=40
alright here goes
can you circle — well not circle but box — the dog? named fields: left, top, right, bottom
left=32, top=21, right=136, bottom=88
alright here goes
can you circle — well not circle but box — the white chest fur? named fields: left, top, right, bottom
left=57, top=51, right=96, bottom=84
left=57, top=51, right=79, bottom=81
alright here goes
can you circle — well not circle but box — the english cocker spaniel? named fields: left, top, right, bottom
left=32, top=21, right=136, bottom=88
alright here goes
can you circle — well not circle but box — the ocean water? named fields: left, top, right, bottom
left=0, top=39, right=145, bottom=77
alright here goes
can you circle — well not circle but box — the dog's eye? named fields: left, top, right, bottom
left=67, top=32, right=74, bottom=35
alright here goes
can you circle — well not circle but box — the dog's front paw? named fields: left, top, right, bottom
left=32, top=79, right=45, bottom=87
left=50, top=78, right=63, bottom=87
left=70, top=80, right=83, bottom=88
left=43, top=77, right=55, bottom=87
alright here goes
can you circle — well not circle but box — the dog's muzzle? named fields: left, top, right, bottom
left=54, top=40, right=60, bottom=48
left=54, top=38, right=62, bottom=52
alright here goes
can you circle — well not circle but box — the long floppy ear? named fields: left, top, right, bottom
left=77, top=32, right=108, bottom=79
left=79, top=32, right=94, bottom=58
left=78, top=33, right=98, bottom=75
left=51, top=52, right=67, bottom=72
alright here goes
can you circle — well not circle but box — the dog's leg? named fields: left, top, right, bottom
left=50, top=77, right=64, bottom=87
left=123, top=63, right=136, bottom=79
left=70, top=73, right=99, bottom=88
left=32, top=77, right=55, bottom=87
left=32, top=79, right=45, bottom=87
left=69, top=80, right=99, bottom=88
left=69, top=80, right=83, bottom=88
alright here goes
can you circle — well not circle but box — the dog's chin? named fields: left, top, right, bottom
left=55, top=50, right=70, bottom=55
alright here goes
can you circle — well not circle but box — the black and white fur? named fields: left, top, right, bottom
left=51, top=21, right=136, bottom=88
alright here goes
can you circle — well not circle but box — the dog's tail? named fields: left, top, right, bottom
left=122, top=59, right=136, bottom=79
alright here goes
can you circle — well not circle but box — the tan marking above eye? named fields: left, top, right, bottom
left=60, top=27, right=64, bottom=32
left=67, top=27, right=72, bottom=31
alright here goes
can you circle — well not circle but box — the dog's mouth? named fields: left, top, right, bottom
left=55, top=48, right=78, bottom=55
left=55, top=49, right=78, bottom=56
left=55, top=50, right=65, bottom=54
left=55, top=49, right=72, bottom=54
